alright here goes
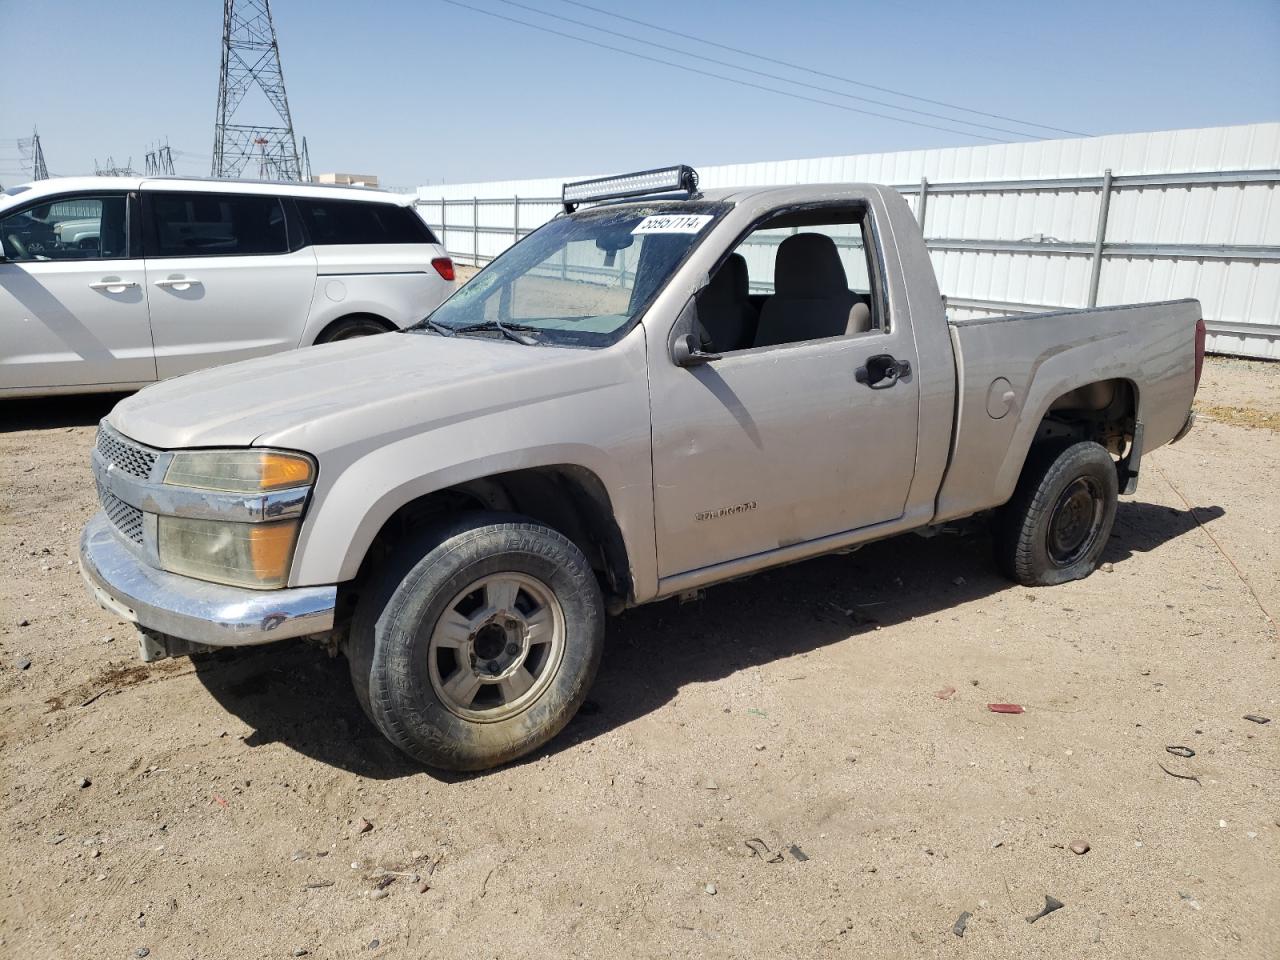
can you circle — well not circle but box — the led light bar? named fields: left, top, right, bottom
left=562, top=165, right=699, bottom=211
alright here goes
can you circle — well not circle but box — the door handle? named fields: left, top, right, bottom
left=855, top=354, right=911, bottom=389
left=154, top=277, right=201, bottom=290
left=89, top=279, right=139, bottom=292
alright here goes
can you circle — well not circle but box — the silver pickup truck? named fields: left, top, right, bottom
left=80, top=166, right=1204, bottom=771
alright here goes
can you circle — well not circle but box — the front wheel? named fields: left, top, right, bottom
left=347, top=513, right=604, bottom=771
left=994, top=440, right=1119, bottom=586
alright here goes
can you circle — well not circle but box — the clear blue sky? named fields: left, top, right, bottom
left=2, top=0, right=1278, bottom=187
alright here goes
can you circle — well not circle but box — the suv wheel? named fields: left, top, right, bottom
left=317, top=316, right=392, bottom=343
left=994, top=440, right=1119, bottom=586
left=347, top=513, right=604, bottom=771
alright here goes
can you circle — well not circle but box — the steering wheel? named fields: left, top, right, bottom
left=4, top=233, right=29, bottom=260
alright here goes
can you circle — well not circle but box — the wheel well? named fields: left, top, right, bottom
left=313, top=313, right=395, bottom=343
left=354, top=465, right=633, bottom=606
left=1034, top=378, right=1138, bottom=456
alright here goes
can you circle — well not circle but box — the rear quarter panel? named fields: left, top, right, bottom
left=302, top=243, right=455, bottom=341
left=935, top=298, right=1200, bottom=522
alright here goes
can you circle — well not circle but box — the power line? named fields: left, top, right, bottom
left=443, top=0, right=1014, bottom=142
left=557, top=0, right=1089, bottom=138
left=493, top=0, right=1036, bottom=140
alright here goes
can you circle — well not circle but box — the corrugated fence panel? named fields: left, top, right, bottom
left=417, top=123, right=1280, bottom=359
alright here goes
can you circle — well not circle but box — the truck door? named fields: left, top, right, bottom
left=0, top=191, right=156, bottom=392
left=648, top=204, right=920, bottom=580
left=142, top=188, right=316, bottom=379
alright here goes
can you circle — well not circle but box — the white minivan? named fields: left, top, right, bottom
left=0, top=176, right=456, bottom=397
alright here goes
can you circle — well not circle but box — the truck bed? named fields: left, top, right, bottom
left=934, top=298, right=1201, bottom=523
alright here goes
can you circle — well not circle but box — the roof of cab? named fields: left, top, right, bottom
left=570, top=183, right=891, bottom=210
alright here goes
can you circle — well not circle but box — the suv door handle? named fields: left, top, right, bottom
left=855, top=354, right=911, bottom=389
left=154, top=277, right=201, bottom=290
left=89, top=279, right=139, bottom=292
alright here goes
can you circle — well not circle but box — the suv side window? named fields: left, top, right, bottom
left=295, top=198, right=436, bottom=245
left=0, top=194, right=129, bottom=261
left=147, top=192, right=288, bottom=257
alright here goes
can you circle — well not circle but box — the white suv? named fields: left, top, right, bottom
left=0, top=176, right=456, bottom=397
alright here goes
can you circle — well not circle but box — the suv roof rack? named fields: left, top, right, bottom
left=562, top=165, right=699, bottom=213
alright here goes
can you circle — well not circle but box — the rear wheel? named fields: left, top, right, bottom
left=316, top=315, right=393, bottom=343
left=346, top=513, right=604, bottom=771
left=994, top=440, right=1118, bottom=586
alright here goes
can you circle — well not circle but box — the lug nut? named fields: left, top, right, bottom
left=506, top=642, right=519, bottom=656
left=487, top=659, right=500, bottom=674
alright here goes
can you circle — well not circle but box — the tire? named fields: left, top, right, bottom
left=994, top=440, right=1118, bottom=586
left=315, top=316, right=393, bottom=343
left=347, top=512, right=604, bottom=771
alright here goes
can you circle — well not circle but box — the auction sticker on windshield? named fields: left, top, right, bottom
left=631, top=214, right=714, bottom=235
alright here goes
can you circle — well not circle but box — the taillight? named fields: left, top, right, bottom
left=1193, top=317, right=1206, bottom=393
left=431, top=257, right=455, bottom=281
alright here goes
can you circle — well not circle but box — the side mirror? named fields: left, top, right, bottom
left=672, top=332, right=720, bottom=368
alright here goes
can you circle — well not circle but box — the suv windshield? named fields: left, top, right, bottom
left=412, top=201, right=728, bottom=347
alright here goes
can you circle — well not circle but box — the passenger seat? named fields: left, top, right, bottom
left=754, top=233, right=871, bottom=348
left=696, top=252, right=757, bottom=352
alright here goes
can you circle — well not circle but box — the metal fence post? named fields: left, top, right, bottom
left=917, top=177, right=929, bottom=230
left=472, top=196, right=479, bottom=266
left=513, top=196, right=520, bottom=245
left=1087, top=169, right=1113, bottom=307
left=440, top=198, right=447, bottom=250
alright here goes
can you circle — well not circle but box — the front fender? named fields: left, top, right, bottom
left=284, top=348, right=658, bottom=597
left=300, top=442, right=644, bottom=585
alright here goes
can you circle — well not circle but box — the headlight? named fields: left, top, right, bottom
left=157, top=448, right=315, bottom=588
left=157, top=517, right=299, bottom=589
left=164, top=449, right=314, bottom=493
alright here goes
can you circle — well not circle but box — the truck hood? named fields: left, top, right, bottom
left=108, top=332, right=632, bottom=451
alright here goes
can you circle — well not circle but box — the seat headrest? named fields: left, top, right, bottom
left=725, top=252, right=749, bottom=299
left=774, top=233, right=849, bottom=298
left=703, top=251, right=750, bottom=305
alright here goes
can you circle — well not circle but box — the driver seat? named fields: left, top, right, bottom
left=754, top=233, right=871, bottom=347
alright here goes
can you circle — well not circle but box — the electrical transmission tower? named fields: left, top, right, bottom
left=17, top=128, right=49, bottom=180
left=145, top=141, right=176, bottom=176
left=95, top=156, right=139, bottom=176
left=212, top=0, right=302, bottom=180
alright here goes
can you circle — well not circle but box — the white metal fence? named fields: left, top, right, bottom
left=417, top=124, right=1280, bottom=359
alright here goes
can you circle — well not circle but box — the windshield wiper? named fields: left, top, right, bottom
left=451, top=320, right=540, bottom=345
left=419, top=318, right=456, bottom=337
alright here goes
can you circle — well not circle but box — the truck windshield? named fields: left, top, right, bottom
left=411, top=201, right=728, bottom=347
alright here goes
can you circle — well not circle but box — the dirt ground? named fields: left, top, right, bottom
left=1, top=356, right=1277, bottom=960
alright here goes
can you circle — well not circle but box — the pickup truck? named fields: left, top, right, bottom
left=79, top=166, right=1204, bottom=771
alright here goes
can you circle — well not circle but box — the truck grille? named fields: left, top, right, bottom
left=95, top=425, right=158, bottom=480
left=99, top=483, right=145, bottom=545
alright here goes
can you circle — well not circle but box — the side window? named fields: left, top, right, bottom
left=0, top=195, right=128, bottom=261
left=296, top=199, right=436, bottom=245
left=696, top=207, right=882, bottom=354
left=148, top=193, right=287, bottom=257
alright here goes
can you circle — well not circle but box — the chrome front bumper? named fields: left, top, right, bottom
left=79, top=512, right=337, bottom=649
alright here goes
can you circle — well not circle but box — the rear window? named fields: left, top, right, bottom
left=296, top=198, right=435, bottom=245
left=149, top=193, right=288, bottom=257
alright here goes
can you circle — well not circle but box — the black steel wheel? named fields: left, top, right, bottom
left=994, top=440, right=1118, bottom=586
